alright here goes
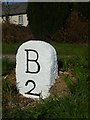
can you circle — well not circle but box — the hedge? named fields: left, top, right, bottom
left=27, top=3, right=70, bottom=37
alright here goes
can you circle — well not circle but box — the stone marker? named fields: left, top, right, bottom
left=16, top=40, right=58, bottom=99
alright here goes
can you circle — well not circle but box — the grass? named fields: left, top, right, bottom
left=2, top=56, right=89, bottom=119
left=2, top=41, right=89, bottom=119
left=2, top=41, right=88, bottom=57
left=50, top=41, right=88, bottom=57
left=2, top=42, right=22, bottom=55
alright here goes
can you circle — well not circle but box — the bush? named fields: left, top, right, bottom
left=27, top=3, right=70, bottom=38
left=2, top=23, right=33, bottom=43
left=53, top=10, right=89, bottom=43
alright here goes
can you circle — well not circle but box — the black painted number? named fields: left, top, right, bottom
left=25, top=80, right=41, bottom=97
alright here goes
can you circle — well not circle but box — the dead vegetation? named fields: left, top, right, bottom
left=2, top=23, right=33, bottom=43
left=52, top=11, right=89, bottom=43
left=2, top=11, right=89, bottom=43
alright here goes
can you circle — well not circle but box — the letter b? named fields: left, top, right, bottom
left=25, top=49, right=40, bottom=74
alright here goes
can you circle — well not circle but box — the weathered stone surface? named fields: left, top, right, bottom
left=16, top=40, right=58, bottom=99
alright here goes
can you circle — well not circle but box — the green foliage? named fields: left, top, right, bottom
left=27, top=3, right=70, bottom=37
left=60, top=56, right=88, bottom=95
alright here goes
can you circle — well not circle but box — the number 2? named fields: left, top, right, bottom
left=25, top=80, right=41, bottom=97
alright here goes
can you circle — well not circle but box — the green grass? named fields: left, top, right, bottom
left=2, top=41, right=88, bottom=57
left=50, top=41, right=88, bottom=57
left=2, top=42, right=22, bottom=55
left=2, top=41, right=89, bottom=119
left=2, top=56, right=89, bottom=119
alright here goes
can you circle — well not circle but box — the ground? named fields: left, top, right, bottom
left=2, top=67, right=77, bottom=109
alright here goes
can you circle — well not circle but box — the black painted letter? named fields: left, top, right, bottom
left=25, top=49, right=40, bottom=73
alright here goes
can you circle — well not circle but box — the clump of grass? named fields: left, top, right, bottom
left=58, top=56, right=88, bottom=71
left=64, top=75, right=76, bottom=94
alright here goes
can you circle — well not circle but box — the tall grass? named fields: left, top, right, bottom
left=2, top=55, right=89, bottom=119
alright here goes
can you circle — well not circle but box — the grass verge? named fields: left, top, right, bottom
left=2, top=41, right=88, bottom=57
left=2, top=55, right=89, bottom=119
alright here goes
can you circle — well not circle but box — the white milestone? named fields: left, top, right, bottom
left=16, top=40, right=58, bottom=99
